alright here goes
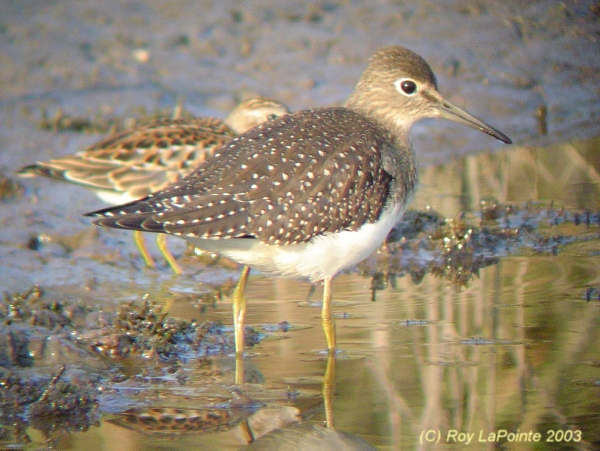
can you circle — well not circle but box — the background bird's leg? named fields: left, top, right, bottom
left=233, top=265, right=250, bottom=384
left=133, top=230, right=156, bottom=269
left=156, top=234, right=183, bottom=274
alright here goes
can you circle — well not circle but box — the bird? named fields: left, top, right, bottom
left=18, top=98, right=290, bottom=273
left=85, top=46, right=512, bottom=367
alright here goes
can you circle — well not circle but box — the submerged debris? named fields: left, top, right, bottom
left=1, top=284, right=79, bottom=329
left=0, top=286, right=265, bottom=447
left=83, top=297, right=261, bottom=361
left=0, top=285, right=101, bottom=447
left=0, top=366, right=100, bottom=449
left=28, top=366, right=100, bottom=433
left=360, top=200, right=599, bottom=296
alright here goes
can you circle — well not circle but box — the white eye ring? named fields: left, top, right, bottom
left=394, top=78, right=418, bottom=96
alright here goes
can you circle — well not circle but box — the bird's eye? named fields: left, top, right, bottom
left=267, top=113, right=278, bottom=120
left=395, top=78, right=418, bottom=96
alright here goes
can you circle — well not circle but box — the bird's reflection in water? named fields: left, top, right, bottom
left=237, top=352, right=377, bottom=450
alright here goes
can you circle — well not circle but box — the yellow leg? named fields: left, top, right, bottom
left=321, top=279, right=336, bottom=428
left=322, top=348, right=336, bottom=428
left=321, top=278, right=336, bottom=352
left=156, top=234, right=184, bottom=275
left=233, top=265, right=251, bottom=384
left=133, top=230, right=156, bottom=269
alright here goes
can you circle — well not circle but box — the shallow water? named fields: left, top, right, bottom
left=3, top=138, right=598, bottom=450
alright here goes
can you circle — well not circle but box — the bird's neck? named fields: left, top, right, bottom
left=343, top=88, right=414, bottom=146
left=343, top=90, right=418, bottom=207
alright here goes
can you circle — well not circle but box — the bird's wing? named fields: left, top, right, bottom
left=88, top=108, right=396, bottom=244
left=19, top=118, right=236, bottom=199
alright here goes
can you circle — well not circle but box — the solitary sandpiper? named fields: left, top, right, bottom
left=85, top=46, right=511, bottom=364
left=19, top=98, right=289, bottom=273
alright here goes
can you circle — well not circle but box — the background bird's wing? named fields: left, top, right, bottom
left=19, top=118, right=236, bottom=198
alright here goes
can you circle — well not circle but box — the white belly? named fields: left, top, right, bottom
left=182, top=203, right=406, bottom=282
